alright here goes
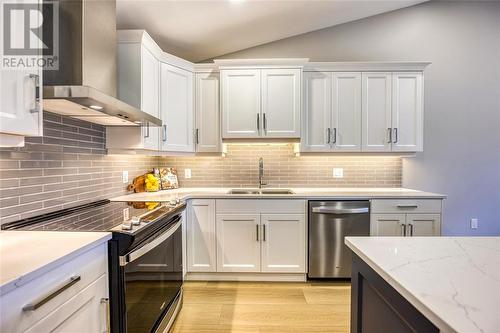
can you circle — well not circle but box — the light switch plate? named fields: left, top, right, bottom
left=470, top=218, right=478, bottom=229
left=333, top=168, right=344, bottom=178
left=185, top=169, right=192, bottom=179
left=122, top=170, right=129, bottom=183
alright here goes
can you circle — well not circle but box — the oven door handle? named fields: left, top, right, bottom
left=120, top=217, right=181, bottom=266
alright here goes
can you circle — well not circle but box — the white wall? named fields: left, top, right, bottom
left=217, top=1, right=500, bottom=235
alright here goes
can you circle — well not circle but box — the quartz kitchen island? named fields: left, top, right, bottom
left=345, top=237, right=500, bottom=333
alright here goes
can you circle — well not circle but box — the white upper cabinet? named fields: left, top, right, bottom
left=261, top=69, right=301, bottom=138
left=195, top=72, right=220, bottom=152
left=0, top=0, right=43, bottom=147
left=140, top=47, right=160, bottom=150
left=392, top=73, right=423, bottom=152
left=160, top=63, right=194, bottom=152
left=331, top=72, right=361, bottom=151
left=362, top=73, right=392, bottom=152
left=302, top=72, right=332, bottom=152
left=221, top=69, right=261, bottom=138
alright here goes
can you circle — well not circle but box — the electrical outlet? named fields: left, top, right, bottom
left=122, top=170, right=129, bottom=183
left=123, top=208, right=130, bottom=221
left=185, top=169, right=192, bottom=179
left=470, top=218, right=479, bottom=229
left=333, top=168, right=344, bottom=178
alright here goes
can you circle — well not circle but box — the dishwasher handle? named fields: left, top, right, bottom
left=312, top=206, right=369, bottom=214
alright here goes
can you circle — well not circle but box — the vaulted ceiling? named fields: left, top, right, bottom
left=117, top=0, right=427, bottom=62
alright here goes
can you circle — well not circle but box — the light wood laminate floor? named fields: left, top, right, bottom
left=171, top=281, right=351, bottom=333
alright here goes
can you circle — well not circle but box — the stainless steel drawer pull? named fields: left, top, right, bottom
left=23, top=276, right=81, bottom=311
left=162, top=124, right=167, bottom=142
left=312, top=207, right=369, bottom=214
left=397, top=204, right=418, bottom=208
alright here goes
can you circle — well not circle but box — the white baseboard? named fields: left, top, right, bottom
left=185, top=272, right=307, bottom=282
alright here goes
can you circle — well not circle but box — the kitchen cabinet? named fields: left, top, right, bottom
left=195, top=72, right=220, bottom=152
left=221, top=69, right=261, bottom=138
left=216, top=214, right=261, bottom=272
left=221, top=68, right=301, bottom=139
left=0, top=0, right=43, bottom=147
left=370, top=199, right=442, bottom=236
left=108, top=35, right=160, bottom=150
left=0, top=243, right=109, bottom=333
left=187, top=199, right=216, bottom=272
left=261, top=214, right=306, bottom=273
left=160, top=63, right=194, bottom=152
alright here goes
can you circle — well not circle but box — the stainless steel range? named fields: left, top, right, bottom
left=2, top=199, right=186, bottom=333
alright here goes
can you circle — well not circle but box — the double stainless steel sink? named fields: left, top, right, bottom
left=227, top=189, right=295, bottom=195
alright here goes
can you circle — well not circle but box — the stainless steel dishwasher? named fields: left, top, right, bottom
left=308, top=201, right=370, bottom=278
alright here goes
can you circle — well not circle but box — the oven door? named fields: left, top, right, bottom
left=121, top=216, right=183, bottom=333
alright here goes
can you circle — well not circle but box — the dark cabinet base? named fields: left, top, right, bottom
left=350, top=254, right=439, bottom=333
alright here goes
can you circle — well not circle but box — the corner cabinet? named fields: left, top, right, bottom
left=221, top=68, right=301, bottom=139
left=302, top=69, right=424, bottom=153
left=186, top=199, right=217, bottom=272
left=370, top=199, right=442, bottom=236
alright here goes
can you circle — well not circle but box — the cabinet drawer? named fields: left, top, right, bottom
left=0, top=243, right=108, bottom=333
left=216, top=199, right=306, bottom=214
left=371, top=199, right=442, bottom=214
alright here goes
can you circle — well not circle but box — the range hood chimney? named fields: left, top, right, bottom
left=42, top=0, right=161, bottom=126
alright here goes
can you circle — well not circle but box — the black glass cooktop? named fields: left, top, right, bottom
left=1, top=200, right=176, bottom=232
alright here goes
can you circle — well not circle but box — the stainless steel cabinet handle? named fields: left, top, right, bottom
left=409, top=223, right=414, bottom=236
left=195, top=128, right=199, bottom=144
left=312, top=207, right=369, bottom=214
left=257, top=113, right=260, bottom=133
left=401, top=224, right=407, bottom=236
left=28, top=74, right=40, bottom=113
left=101, top=297, right=110, bottom=333
left=397, top=204, right=418, bottom=209
left=387, top=128, right=392, bottom=143
left=23, top=276, right=81, bottom=311
left=144, top=122, right=150, bottom=138
left=393, top=128, right=398, bottom=143
left=263, top=113, right=267, bottom=132
left=332, top=128, right=337, bottom=144
left=262, top=224, right=266, bottom=242
left=162, top=125, right=167, bottom=142
left=256, top=224, right=259, bottom=241
left=327, top=128, right=331, bottom=144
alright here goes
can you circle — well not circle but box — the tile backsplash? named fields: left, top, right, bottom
left=165, top=144, right=402, bottom=188
left=0, top=113, right=402, bottom=225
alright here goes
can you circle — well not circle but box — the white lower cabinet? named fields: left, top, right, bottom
left=0, top=243, right=109, bottom=333
left=371, top=214, right=406, bottom=236
left=406, top=214, right=441, bottom=237
left=216, top=214, right=261, bottom=272
left=261, top=214, right=306, bottom=273
left=187, top=199, right=217, bottom=272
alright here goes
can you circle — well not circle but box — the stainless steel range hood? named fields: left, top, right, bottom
left=42, top=0, right=161, bottom=126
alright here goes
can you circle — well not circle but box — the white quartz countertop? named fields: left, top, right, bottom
left=345, top=237, right=500, bottom=333
left=111, top=187, right=445, bottom=202
left=0, top=231, right=111, bottom=296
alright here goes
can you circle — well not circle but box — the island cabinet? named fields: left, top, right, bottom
left=186, top=199, right=307, bottom=278
left=221, top=68, right=302, bottom=139
left=351, top=253, right=439, bottom=333
left=370, top=199, right=442, bottom=236
left=0, top=243, right=109, bottom=333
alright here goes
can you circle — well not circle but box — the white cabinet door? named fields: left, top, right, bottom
left=361, top=73, right=392, bottom=152
left=301, top=72, right=332, bottom=152
left=24, top=275, right=108, bottom=333
left=261, top=214, right=306, bottom=273
left=370, top=214, right=406, bottom=236
left=0, top=0, right=43, bottom=139
left=141, top=46, right=160, bottom=150
left=406, top=214, right=441, bottom=236
left=261, top=69, right=301, bottom=138
left=221, top=69, right=261, bottom=138
left=392, top=73, right=423, bottom=152
left=195, top=72, right=220, bottom=152
left=331, top=72, right=361, bottom=151
left=216, top=214, right=261, bottom=272
left=187, top=199, right=216, bottom=272
left=160, top=63, right=194, bottom=152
